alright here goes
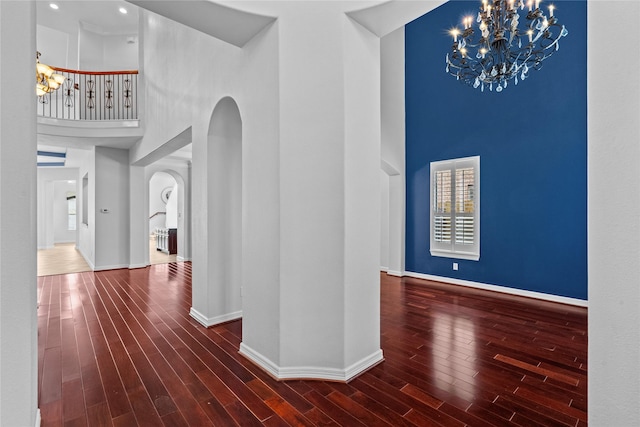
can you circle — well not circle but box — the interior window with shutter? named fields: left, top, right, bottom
left=430, top=156, right=480, bottom=260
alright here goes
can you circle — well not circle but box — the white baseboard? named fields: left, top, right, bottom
left=403, top=271, right=588, bottom=308
left=386, top=270, right=404, bottom=277
left=35, top=408, right=41, bottom=427
left=239, top=343, right=384, bottom=382
left=380, top=266, right=389, bottom=272
left=189, top=307, right=242, bottom=328
left=94, top=264, right=129, bottom=272
left=176, top=256, right=191, bottom=262
left=128, top=263, right=148, bottom=269
left=37, top=245, right=54, bottom=250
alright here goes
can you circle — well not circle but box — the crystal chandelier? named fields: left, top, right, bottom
left=445, top=0, right=568, bottom=92
left=36, top=51, right=65, bottom=97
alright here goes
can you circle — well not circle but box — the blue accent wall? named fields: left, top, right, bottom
left=405, top=1, right=587, bottom=300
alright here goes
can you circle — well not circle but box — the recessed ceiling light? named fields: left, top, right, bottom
left=119, top=7, right=127, bottom=14
left=49, top=3, right=59, bottom=10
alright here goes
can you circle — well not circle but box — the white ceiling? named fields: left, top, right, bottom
left=36, top=0, right=139, bottom=36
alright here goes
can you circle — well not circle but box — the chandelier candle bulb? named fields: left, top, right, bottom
left=444, top=0, right=568, bottom=92
left=451, top=28, right=460, bottom=42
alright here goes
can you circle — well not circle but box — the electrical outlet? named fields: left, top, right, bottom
left=453, top=262, right=459, bottom=271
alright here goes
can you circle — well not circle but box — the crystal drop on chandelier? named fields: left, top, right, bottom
left=444, top=0, right=568, bottom=92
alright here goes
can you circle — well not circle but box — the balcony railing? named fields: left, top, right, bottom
left=37, top=68, right=138, bottom=121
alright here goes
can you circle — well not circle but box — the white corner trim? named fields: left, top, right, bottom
left=239, top=343, right=384, bottom=382
left=404, top=271, right=588, bottom=308
left=189, top=307, right=242, bottom=328
left=239, top=343, right=280, bottom=378
left=77, top=248, right=95, bottom=271
left=386, top=270, right=404, bottom=277
left=35, top=408, right=41, bottom=427
left=344, top=349, right=385, bottom=381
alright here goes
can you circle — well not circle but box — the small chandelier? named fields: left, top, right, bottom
left=445, top=0, right=568, bottom=92
left=36, top=51, right=65, bottom=96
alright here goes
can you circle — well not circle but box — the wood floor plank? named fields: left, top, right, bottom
left=38, top=264, right=588, bottom=426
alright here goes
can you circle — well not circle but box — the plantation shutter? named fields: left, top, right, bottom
left=455, top=167, right=475, bottom=245
left=430, top=156, right=480, bottom=260
left=433, top=169, right=452, bottom=243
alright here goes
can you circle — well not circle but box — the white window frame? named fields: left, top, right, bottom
left=430, top=156, right=480, bottom=261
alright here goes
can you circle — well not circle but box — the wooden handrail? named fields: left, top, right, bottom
left=51, top=66, right=138, bottom=76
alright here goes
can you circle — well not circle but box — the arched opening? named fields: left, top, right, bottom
left=193, top=96, right=243, bottom=325
left=146, top=167, right=190, bottom=265
left=148, top=171, right=178, bottom=263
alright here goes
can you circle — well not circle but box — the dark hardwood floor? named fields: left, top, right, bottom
left=38, top=262, right=587, bottom=426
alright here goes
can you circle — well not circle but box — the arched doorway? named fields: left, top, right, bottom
left=149, top=171, right=178, bottom=264
left=147, top=167, right=190, bottom=265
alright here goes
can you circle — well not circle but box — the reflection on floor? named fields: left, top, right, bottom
left=149, top=235, right=178, bottom=265
left=37, top=268, right=588, bottom=426
left=37, top=243, right=91, bottom=277
left=37, top=237, right=178, bottom=276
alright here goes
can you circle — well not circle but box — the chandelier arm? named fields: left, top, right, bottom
left=444, top=0, right=567, bottom=92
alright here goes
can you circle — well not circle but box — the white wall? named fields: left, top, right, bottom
left=148, top=171, right=175, bottom=233
left=380, top=27, right=405, bottom=277
left=94, top=147, right=130, bottom=270
left=37, top=24, right=74, bottom=68
left=37, top=167, right=79, bottom=249
left=102, top=34, right=138, bottom=70
left=79, top=25, right=137, bottom=71
left=165, top=183, right=178, bottom=228
left=53, top=180, right=76, bottom=243
left=78, top=24, right=103, bottom=70
left=380, top=170, right=389, bottom=270
left=588, top=2, right=640, bottom=425
left=0, top=2, right=38, bottom=425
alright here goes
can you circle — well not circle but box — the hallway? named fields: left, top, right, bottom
left=37, top=238, right=177, bottom=276
left=38, top=264, right=587, bottom=426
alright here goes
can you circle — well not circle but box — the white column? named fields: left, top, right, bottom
left=588, top=1, right=640, bottom=425
left=0, top=1, right=39, bottom=425
left=240, top=4, right=383, bottom=380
